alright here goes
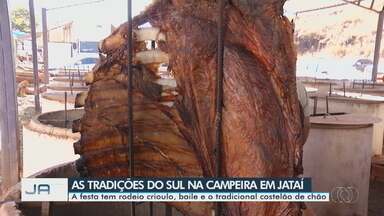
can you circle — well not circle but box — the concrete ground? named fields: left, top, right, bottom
left=21, top=127, right=78, bottom=177
left=18, top=94, right=79, bottom=177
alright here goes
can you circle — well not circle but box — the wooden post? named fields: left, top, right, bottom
left=29, top=0, right=42, bottom=113
left=372, top=9, right=384, bottom=82
left=42, top=8, right=49, bottom=84
left=0, top=0, right=21, bottom=191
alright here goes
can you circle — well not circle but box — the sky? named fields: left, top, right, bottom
left=8, top=0, right=382, bottom=40
left=9, top=0, right=370, bottom=28
left=9, top=0, right=152, bottom=29
left=8, top=0, right=346, bottom=29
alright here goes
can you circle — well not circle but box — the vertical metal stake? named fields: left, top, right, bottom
left=165, top=205, right=172, bottom=216
left=370, top=0, right=376, bottom=9
left=215, top=0, right=225, bottom=215
left=329, top=82, right=332, bottom=96
left=326, top=96, right=329, bottom=115
left=29, top=0, right=41, bottom=113
left=149, top=203, right=153, bottom=216
left=42, top=8, right=49, bottom=84
left=343, top=81, right=346, bottom=97
left=68, top=69, right=71, bottom=88
left=313, top=97, right=318, bottom=115
left=70, top=72, right=74, bottom=95
left=64, top=92, right=68, bottom=128
left=127, top=0, right=135, bottom=215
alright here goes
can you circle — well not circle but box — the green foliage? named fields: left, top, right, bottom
left=11, top=7, right=31, bottom=32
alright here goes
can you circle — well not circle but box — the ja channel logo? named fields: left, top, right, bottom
left=21, top=178, right=68, bottom=202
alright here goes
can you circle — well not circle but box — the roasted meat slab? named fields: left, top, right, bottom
left=74, top=0, right=307, bottom=215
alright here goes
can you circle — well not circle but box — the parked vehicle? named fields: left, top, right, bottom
left=50, top=54, right=98, bottom=76
left=70, top=56, right=98, bottom=69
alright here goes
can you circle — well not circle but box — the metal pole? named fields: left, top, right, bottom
left=0, top=0, right=21, bottom=191
left=215, top=0, right=225, bottom=215
left=68, top=68, right=71, bottom=83
left=165, top=205, right=172, bottom=216
left=329, top=82, right=332, bottom=96
left=70, top=72, right=74, bottom=95
left=343, top=81, right=346, bottom=97
left=127, top=0, right=135, bottom=215
left=313, top=97, right=318, bottom=115
left=372, top=9, right=384, bottom=82
left=64, top=92, right=68, bottom=128
left=42, top=8, right=49, bottom=84
left=326, top=96, right=329, bottom=115
left=371, top=0, right=376, bottom=9
left=149, top=203, right=153, bottom=216
left=29, top=0, right=41, bottom=113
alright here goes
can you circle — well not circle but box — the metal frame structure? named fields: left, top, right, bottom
left=0, top=0, right=21, bottom=192
left=296, top=1, right=363, bottom=16
left=341, top=0, right=380, bottom=12
left=341, top=1, right=384, bottom=82
left=41, top=0, right=105, bottom=86
left=122, top=0, right=226, bottom=215
left=297, top=0, right=384, bottom=82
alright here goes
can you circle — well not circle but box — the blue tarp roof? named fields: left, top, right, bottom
left=12, top=30, right=27, bottom=37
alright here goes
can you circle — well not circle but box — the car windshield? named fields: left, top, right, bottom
left=79, top=41, right=99, bottom=53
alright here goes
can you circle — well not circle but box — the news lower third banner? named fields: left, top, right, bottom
left=21, top=178, right=329, bottom=202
